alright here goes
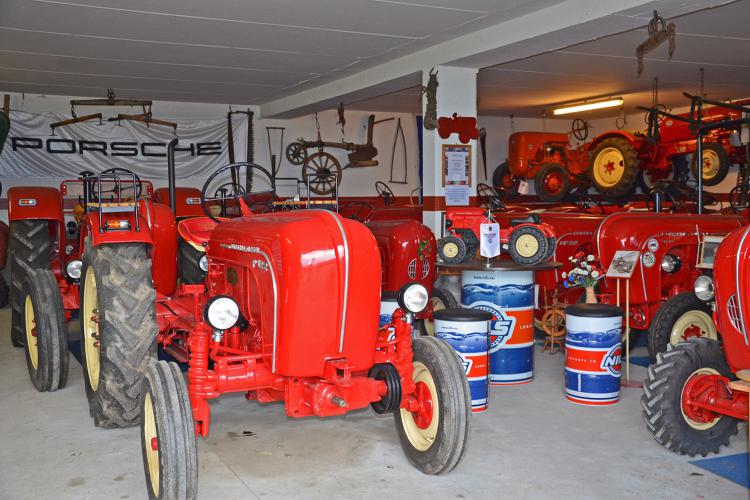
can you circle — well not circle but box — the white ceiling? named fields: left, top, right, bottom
left=352, top=0, right=750, bottom=116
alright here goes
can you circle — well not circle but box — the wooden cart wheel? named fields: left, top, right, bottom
left=541, top=308, right=566, bottom=353
left=303, top=152, right=342, bottom=195
left=286, top=142, right=307, bottom=166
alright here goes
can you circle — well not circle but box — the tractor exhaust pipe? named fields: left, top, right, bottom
left=167, top=138, right=178, bottom=214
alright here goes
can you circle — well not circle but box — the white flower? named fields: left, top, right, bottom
left=561, top=272, right=567, bottom=278
left=592, top=270, right=600, bottom=278
left=587, top=255, right=595, bottom=261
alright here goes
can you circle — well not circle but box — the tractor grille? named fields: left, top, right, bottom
left=728, top=294, right=742, bottom=331
left=408, top=258, right=417, bottom=279
left=421, top=258, right=430, bottom=279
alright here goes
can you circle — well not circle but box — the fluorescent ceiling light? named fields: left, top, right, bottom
left=552, top=98, right=624, bottom=116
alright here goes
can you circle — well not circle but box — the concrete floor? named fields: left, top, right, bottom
left=0, top=307, right=746, bottom=500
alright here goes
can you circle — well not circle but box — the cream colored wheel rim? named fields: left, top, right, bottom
left=424, top=297, right=446, bottom=336
left=701, top=150, right=720, bottom=180
left=670, top=310, right=717, bottom=346
left=400, top=361, right=439, bottom=451
left=593, top=147, right=625, bottom=187
left=24, top=295, right=39, bottom=369
left=442, top=242, right=459, bottom=259
left=82, top=266, right=101, bottom=391
left=143, top=392, right=160, bottom=494
left=681, top=367, right=721, bottom=430
left=515, top=234, right=540, bottom=258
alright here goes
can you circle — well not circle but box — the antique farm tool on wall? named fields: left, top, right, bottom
left=635, top=10, right=676, bottom=77
left=437, top=113, right=479, bottom=143
left=266, top=126, right=285, bottom=177
left=479, top=127, right=487, bottom=179
left=389, top=117, right=407, bottom=184
left=422, top=68, right=438, bottom=130
left=50, top=113, right=103, bottom=135
left=108, top=112, right=177, bottom=133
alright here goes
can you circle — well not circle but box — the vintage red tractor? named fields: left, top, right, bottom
left=641, top=222, right=750, bottom=456
left=22, top=162, right=472, bottom=498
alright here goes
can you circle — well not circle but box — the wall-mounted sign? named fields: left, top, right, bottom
left=442, top=144, right=471, bottom=206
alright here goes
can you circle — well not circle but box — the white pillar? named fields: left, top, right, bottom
left=421, top=66, right=478, bottom=235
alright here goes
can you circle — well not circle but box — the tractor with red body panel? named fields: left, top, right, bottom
left=641, top=222, right=750, bottom=456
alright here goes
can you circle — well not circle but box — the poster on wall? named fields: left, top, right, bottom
left=0, top=110, right=247, bottom=180
left=442, top=144, right=471, bottom=206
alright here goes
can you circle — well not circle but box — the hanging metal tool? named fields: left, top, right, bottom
left=636, top=10, right=676, bottom=77
left=108, top=112, right=177, bottom=133
left=479, top=127, right=487, bottom=179
left=388, top=117, right=407, bottom=184
left=266, top=126, right=285, bottom=177
left=51, top=113, right=103, bottom=135
left=336, top=102, right=346, bottom=141
left=422, top=69, right=438, bottom=130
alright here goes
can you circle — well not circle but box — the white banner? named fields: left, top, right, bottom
left=0, top=110, right=247, bottom=180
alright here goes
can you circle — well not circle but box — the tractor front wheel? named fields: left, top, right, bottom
left=647, top=292, right=717, bottom=363
left=437, top=236, right=467, bottom=264
left=641, top=338, right=738, bottom=456
left=590, top=138, right=639, bottom=199
left=80, top=240, right=157, bottom=428
left=507, top=226, right=549, bottom=266
left=492, top=161, right=519, bottom=200
left=535, top=163, right=569, bottom=202
left=691, top=142, right=730, bottom=186
left=395, top=337, right=471, bottom=475
left=417, top=287, right=459, bottom=336
left=21, top=268, right=68, bottom=392
left=141, top=360, right=198, bottom=500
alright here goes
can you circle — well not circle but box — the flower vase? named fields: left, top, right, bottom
left=585, top=287, right=597, bottom=304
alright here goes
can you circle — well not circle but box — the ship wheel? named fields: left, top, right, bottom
left=303, top=152, right=342, bottom=195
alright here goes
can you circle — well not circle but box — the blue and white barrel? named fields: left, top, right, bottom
left=564, top=304, right=623, bottom=406
left=461, top=270, right=535, bottom=385
left=379, top=292, right=399, bottom=341
left=433, top=308, right=493, bottom=413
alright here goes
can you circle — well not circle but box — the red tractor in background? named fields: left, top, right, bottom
left=642, top=222, right=750, bottom=457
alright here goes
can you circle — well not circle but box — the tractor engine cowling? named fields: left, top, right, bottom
left=207, top=210, right=382, bottom=378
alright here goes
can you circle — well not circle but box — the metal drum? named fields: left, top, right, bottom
left=564, top=304, right=623, bottom=406
left=379, top=292, right=399, bottom=341
left=434, top=308, right=493, bottom=413
left=461, top=269, right=535, bottom=385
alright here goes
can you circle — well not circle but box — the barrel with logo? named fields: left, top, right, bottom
left=564, top=304, right=623, bottom=406
left=379, top=292, right=399, bottom=342
left=461, top=269, right=535, bottom=385
left=433, top=308, right=492, bottom=413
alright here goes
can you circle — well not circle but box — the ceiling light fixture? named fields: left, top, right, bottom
left=552, top=97, right=624, bottom=116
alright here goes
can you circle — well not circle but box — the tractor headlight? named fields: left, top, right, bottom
left=199, top=255, right=209, bottom=272
left=66, top=260, right=82, bottom=280
left=660, top=254, right=681, bottom=273
left=398, top=282, right=429, bottom=313
left=204, top=295, right=240, bottom=330
left=694, top=275, right=714, bottom=302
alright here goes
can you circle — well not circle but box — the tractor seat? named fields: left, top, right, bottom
left=510, top=214, right=541, bottom=226
left=177, top=217, right=219, bottom=251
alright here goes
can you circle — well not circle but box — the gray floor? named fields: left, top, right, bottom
left=0, top=307, right=746, bottom=500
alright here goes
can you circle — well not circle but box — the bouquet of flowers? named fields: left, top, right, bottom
left=561, top=251, right=604, bottom=289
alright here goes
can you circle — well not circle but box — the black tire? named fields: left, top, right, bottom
left=638, top=168, right=673, bottom=193
left=508, top=226, right=549, bottom=266
left=641, top=338, right=738, bottom=456
left=10, top=220, right=52, bottom=347
left=0, top=272, right=9, bottom=309
left=493, top=161, right=519, bottom=200
left=395, top=336, right=471, bottom=475
left=417, top=286, right=459, bottom=336
left=141, top=360, right=198, bottom=500
left=21, top=268, right=68, bottom=392
left=543, top=236, right=557, bottom=262
left=648, top=292, right=717, bottom=363
left=534, top=163, right=569, bottom=202
left=80, top=239, right=157, bottom=428
left=589, top=137, right=640, bottom=199
left=178, top=239, right=205, bottom=285
left=691, top=142, right=730, bottom=186
left=437, top=236, right=467, bottom=264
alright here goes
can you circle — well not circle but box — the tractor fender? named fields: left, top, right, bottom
left=587, top=130, right=642, bottom=150
left=7, top=186, right=64, bottom=222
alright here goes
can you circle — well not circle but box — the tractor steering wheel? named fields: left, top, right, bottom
left=571, top=119, right=589, bottom=141
left=201, top=162, right=275, bottom=222
left=375, top=181, right=395, bottom=207
left=477, top=183, right=504, bottom=210
left=97, top=167, right=143, bottom=201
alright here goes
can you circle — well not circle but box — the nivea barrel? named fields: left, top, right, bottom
left=461, top=270, right=535, bottom=385
left=434, top=308, right=492, bottom=413
left=564, top=304, right=623, bottom=406
left=378, top=292, right=399, bottom=342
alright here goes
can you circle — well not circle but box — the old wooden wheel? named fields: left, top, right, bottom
left=303, top=152, right=342, bottom=195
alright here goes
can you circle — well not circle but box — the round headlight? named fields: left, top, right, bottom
left=694, top=275, right=714, bottom=302
left=397, top=283, right=429, bottom=313
left=66, top=259, right=82, bottom=280
left=660, top=254, right=681, bottom=273
left=199, top=254, right=209, bottom=272
left=204, top=296, right=240, bottom=330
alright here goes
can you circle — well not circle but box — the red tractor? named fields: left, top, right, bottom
left=641, top=222, right=750, bottom=456
left=22, top=162, right=472, bottom=498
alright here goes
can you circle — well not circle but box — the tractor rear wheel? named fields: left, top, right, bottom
left=590, top=138, right=639, bottom=199
left=141, top=360, right=198, bottom=500
left=535, top=163, right=569, bottom=202
left=508, top=226, right=549, bottom=266
left=10, top=220, right=52, bottom=347
left=417, top=286, right=459, bottom=336
left=437, top=236, right=467, bottom=264
left=492, top=161, right=519, bottom=200
left=648, top=292, right=717, bottom=363
left=641, top=338, right=738, bottom=456
left=80, top=239, right=157, bottom=428
left=690, top=142, right=730, bottom=186
left=395, top=336, right=471, bottom=474
left=21, top=268, right=68, bottom=392
left=178, top=239, right=206, bottom=285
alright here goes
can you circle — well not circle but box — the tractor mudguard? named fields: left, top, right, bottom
left=510, top=214, right=541, bottom=226
left=149, top=202, right=178, bottom=296
left=7, top=187, right=64, bottom=222
left=589, top=130, right=642, bottom=150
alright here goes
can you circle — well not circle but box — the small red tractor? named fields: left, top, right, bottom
left=588, top=95, right=750, bottom=199
left=21, top=162, right=472, bottom=498
left=641, top=222, right=750, bottom=456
